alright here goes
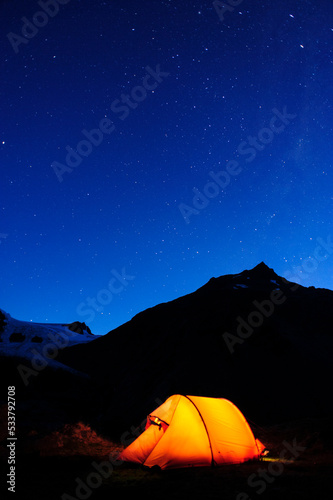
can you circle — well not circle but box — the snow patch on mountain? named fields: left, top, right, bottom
left=0, top=308, right=100, bottom=362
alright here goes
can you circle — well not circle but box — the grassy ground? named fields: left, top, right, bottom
left=1, top=418, right=332, bottom=500
left=4, top=452, right=332, bottom=500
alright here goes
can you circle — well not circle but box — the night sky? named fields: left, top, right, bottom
left=1, top=0, right=333, bottom=335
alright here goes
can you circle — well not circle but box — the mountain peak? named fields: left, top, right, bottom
left=245, top=261, right=279, bottom=279
left=251, top=262, right=272, bottom=273
left=243, top=262, right=281, bottom=283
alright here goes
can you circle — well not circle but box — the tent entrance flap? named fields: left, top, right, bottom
left=148, top=415, right=169, bottom=432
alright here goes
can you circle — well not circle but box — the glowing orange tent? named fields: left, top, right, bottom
left=119, top=395, right=265, bottom=469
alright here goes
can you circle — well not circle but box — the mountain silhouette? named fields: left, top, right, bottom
left=56, top=262, right=333, bottom=433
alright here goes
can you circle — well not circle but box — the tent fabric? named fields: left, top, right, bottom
left=119, top=395, right=264, bottom=469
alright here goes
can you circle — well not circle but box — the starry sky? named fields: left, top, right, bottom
left=1, top=0, right=333, bottom=335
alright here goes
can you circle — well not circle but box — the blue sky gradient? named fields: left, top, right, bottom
left=1, top=0, right=332, bottom=334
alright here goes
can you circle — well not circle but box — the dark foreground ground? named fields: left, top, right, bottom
left=6, top=452, right=333, bottom=500
left=1, top=417, right=333, bottom=500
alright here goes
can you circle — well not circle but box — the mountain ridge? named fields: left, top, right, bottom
left=56, top=262, right=333, bottom=432
left=2, top=262, right=333, bottom=437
